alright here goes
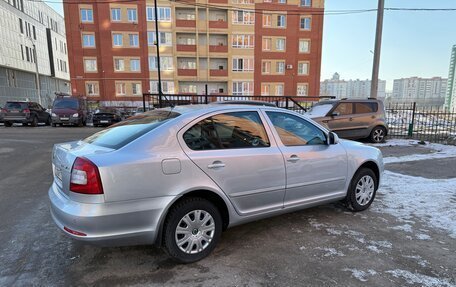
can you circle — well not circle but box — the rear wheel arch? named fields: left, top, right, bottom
left=156, top=189, right=230, bottom=246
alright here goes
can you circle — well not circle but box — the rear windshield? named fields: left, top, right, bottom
left=83, top=110, right=181, bottom=149
left=53, top=99, right=79, bottom=110
left=5, top=102, right=27, bottom=110
left=305, top=103, right=334, bottom=117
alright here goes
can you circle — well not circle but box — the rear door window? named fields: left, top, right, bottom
left=333, top=103, right=353, bottom=116
left=355, top=102, right=378, bottom=114
left=184, top=111, right=270, bottom=150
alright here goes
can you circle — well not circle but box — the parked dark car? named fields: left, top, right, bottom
left=1, top=101, right=51, bottom=127
left=51, top=96, right=88, bottom=127
left=306, top=99, right=388, bottom=143
left=92, top=109, right=122, bottom=127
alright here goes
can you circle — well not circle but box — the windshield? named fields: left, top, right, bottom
left=53, top=99, right=79, bottom=110
left=83, top=110, right=181, bottom=149
left=305, top=104, right=334, bottom=117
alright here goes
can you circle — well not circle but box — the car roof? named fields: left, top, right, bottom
left=316, top=99, right=381, bottom=105
left=160, top=103, right=284, bottom=115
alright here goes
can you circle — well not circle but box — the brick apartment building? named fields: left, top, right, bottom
left=64, top=0, right=324, bottom=107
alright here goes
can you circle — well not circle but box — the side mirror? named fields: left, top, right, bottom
left=331, top=111, right=340, bottom=117
left=328, top=132, right=339, bottom=145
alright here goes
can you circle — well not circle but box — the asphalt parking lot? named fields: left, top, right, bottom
left=0, top=126, right=455, bottom=287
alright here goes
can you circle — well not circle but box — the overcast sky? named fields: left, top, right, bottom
left=46, top=0, right=456, bottom=90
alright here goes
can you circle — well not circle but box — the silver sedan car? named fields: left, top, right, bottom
left=49, top=104, right=383, bottom=263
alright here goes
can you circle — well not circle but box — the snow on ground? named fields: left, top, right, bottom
left=385, top=269, right=455, bottom=287
left=372, top=139, right=456, bottom=163
left=374, top=171, right=456, bottom=238
left=342, top=268, right=377, bottom=282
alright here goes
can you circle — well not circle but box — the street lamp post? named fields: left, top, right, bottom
left=153, top=0, right=163, bottom=104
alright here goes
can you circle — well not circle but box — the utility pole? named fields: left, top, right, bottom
left=153, top=0, right=163, bottom=103
left=32, top=43, right=42, bottom=105
left=370, top=0, right=384, bottom=99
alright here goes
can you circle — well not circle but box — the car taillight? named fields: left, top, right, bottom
left=1, top=108, right=7, bottom=113
left=23, top=108, right=30, bottom=113
left=70, top=157, right=104, bottom=194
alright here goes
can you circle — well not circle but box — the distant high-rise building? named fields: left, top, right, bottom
left=0, top=0, right=70, bottom=107
left=391, top=77, right=447, bottom=108
left=445, top=45, right=456, bottom=110
left=320, top=73, right=385, bottom=100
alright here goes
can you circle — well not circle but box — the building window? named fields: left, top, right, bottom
left=150, top=81, right=175, bottom=94
left=111, top=8, right=121, bottom=21
left=116, top=82, right=126, bottom=95
left=261, top=84, right=270, bottom=96
left=130, top=59, right=140, bottom=71
left=262, top=14, right=271, bottom=27
left=232, top=81, right=253, bottom=96
left=300, top=17, right=311, bottom=30
left=19, top=18, right=23, bottom=33
left=278, top=0, right=286, bottom=3
left=232, top=58, right=254, bottom=72
left=146, top=7, right=171, bottom=22
left=276, top=38, right=285, bottom=51
left=80, top=8, right=93, bottom=22
left=86, top=82, right=99, bottom=96
left=114, top=58, right=125, bottom=71
left=149, top=56, right=173, bottom=71
left=277, top=15, right=286, bottom=27
left=231, top=34, right=254, bottom=48
left=148, top=31, right=172, bottom=46
left=262, top=37, right=271, bottom=51
left=132, top=83, right=141, bottom=95
left=82, top=34, right=95, bottom=47
left=112, top=33, right=123, bottom=47
left=299, top=39, right=310, bottom=53
left=301, top=0, right=311, bottom=6
left=297, top=84, right=308, bottom=96
left=276, top=62, right=285, bottom=74
left=127, top=8, right=137, bottom=22
left=262, top=61, right=271, bottom=74
left=232, top=10, right=255, bottom=25
left=84, top=58, right=97, bottom=72
left=232, top=0, right=254, bottom=4
left=298, top=62, right=309, bottom=75
left=276, top=84, right=284, bottom=96
left=129, top=34, right=139, bottom=47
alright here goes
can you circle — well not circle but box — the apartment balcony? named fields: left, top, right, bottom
left=209, top=45, right=228, bottom=53
left=210, top=69, right=228, bottom=77
left=209, top=20, right=228, bottom=29
left=177, top=69, right=197, bottom=76
left=176, top=45, right=197, bottom=52
left=175, top=20, right=196, bottom=28
left=209, top=0, right=228, bottom=3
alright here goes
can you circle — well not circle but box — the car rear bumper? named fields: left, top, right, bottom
left=52, top=117, right=80, bottom=125
left=48, top=182, right=175, bottom=246
left=3, top=116, right=29, bottom=123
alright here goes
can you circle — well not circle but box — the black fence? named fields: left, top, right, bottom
left=385, top=103, right=456, bottom=145
left=142, top=93, right=456, bottom=145
left=142, top=93, right=332, bottom=114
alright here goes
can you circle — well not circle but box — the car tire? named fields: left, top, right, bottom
left=83, top=120, right=87, bottom=127
left=370, top=126, right=386, bottom=143
left=31, top=116, right=38, bottom=127
left=52, top=123, right=57, bottom=127
left=46, top=116, right=51, bottom=126
left=163, top=197, right=222, bottom=264
left=345, top=168, right=378, bottom=212
left=22, top=123, right=28, bottom=126
left=4, top=121, right=12, bottom=127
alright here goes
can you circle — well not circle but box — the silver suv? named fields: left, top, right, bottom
left=306, top=99, right=388, bottom=143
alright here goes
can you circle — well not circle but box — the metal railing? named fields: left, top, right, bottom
left=386, top=103, right=456, bottom=145
left=142, top=93, right=334, bottom=114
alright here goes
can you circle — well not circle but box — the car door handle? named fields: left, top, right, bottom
left=207, top=161, right=225, bottom=169
left=287, top=155, right=300, bottom=163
